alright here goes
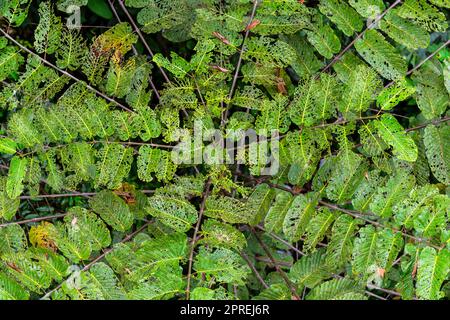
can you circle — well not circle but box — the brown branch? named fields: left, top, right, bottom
left=405, top=116, right=450, bottom=132
left=319, top=0, right=403, bottom=75
left=255, top=225, right=306, bottom=257
left=405, top=39, right=450, bottom=76
left=221, top=0, right=259, bottom=126
left=0, top=213, right=68, bottom=228
left=241, top=251, right=269, bottom=289
left=0, top=28, right=133, bottom=113
left=186, top=179, right=212, bottom=300
left=251, top=227, right=301, bottom=300
left=18, top=189, right=154, bottom=200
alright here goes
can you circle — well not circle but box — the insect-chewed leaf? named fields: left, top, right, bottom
left=193, top=246, right=250, bottom=286
left=370, top=172, right=415, bottom=218
left=89, top=190, right=134, bottom=232
left=376, top=78, right=416, bottom=110
left=0, top=224, right=27, bottom=256
left=379, top=11, right=430, bottom=50
left=253, top=283, right=291, bottom=300
left=282, top=193, right=318, bottom=242
left=200, top=219, right=246, bottom=252
left=81, top=262, right=127, bottom=300
left=416, top=247, right=450, bottom=300
left=94, top=143, right=134, bottom=189
left=0, top=177, right=20, bottom=221
left=305, top=17, right=341, bottom=59
left=351, top=225, right=379, bottom=277
left=6, top=156, right=27, bottom=199
left=393, top=184, right=439, bottom=229
left=348, top=0, right=385, bottom=18
left=290, top=249, right=331, bottom=288
left=374, top=114, right=418, bottom=162
left=146, top=194, right=197, bottom=232
left=0, top=271, right=30, bottom=300
left=355, top=30, right=407, bottom=80
left=318, top=0, right=363, bottom=37
left=304, top=208, right=338, bottom=253
left=245, top=183, right=275, bottom=226
left=423, top=125, right=449, bottom=185
left=326, top=215, right=361, bottom=268
left=306, top=278, right=367, bottom=300
left=264, top=190, right=293, bottom=234
left=396, top=0, right=448, bottom=32
left=204, top=195, right=252, bottom=224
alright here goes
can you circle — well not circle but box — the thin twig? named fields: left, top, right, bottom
left=221, top=0, right=259, bottom=126
left=405, top=116, right=449, bottom=132
left=0, top=28, right=133, bottom=113
left=186, top=179, right=212, bottom=300
left=18, top=189, right=155, bottom=200
left=385, top=39, right=450, bottom=89
left=241, top=251, right=269, bottom=289
left=255, top=225, right=305, bottom=257
left=251, top=227, right=301, bottom=300
left=406, top=40, right=450, bottom=76
left=0, top=213, right=68, bottom=228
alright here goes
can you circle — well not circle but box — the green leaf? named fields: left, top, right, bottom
left=282, top=193, right=318, bottom=242
left=355, top=30, right=407, bottom=80
left=146, top=195, right=197, bottom=232
left=370, top=172, right=415, bottom=218
left=374, top=114, right=418, bottom=162
left=326, top=215, right=361, bottom=268
left=379, top=11, right=430, bottom=50
left=352, top=225, right=379, bottom=276
left=306, top=278, right=367, bottom=300
left=318, top=0, right=363, bottom=36
left=416, top=247, right=450, bottom=300
left=89, top=190, right=134, bottom=232
left=290, top=249, right=331, bottom=288
left=348, top=0, right=385, bottom=18
left=194, top=246, right=249, bottom=286
left=305, top=17, right=341, bottom=59
left=246, top=183, right=275, bottom=226
left=153, top=52, right=191, bottom=79
left=397, top=0, right=448, bottom=32
left=6, top=156, right=27, bottom=199
left=87, top=0, right=113, bottom=20
left=0, top=138, right=17, bottom=154
left=304, top=208, right=338, bottom=253
left=423, top=125, right=450, bottom=184
left=264, top=190, right=293, bottom=234
left=82, top=262, right=126, bottom=300
left=0, top=272, right=29, bottom=300
left=376, top=78, right=416, bottom=110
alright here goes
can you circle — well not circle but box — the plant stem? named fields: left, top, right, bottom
left=186, top=179, right=212, bottom=300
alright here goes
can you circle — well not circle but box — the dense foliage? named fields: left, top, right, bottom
left=0, top=0, right=449, bottom=300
